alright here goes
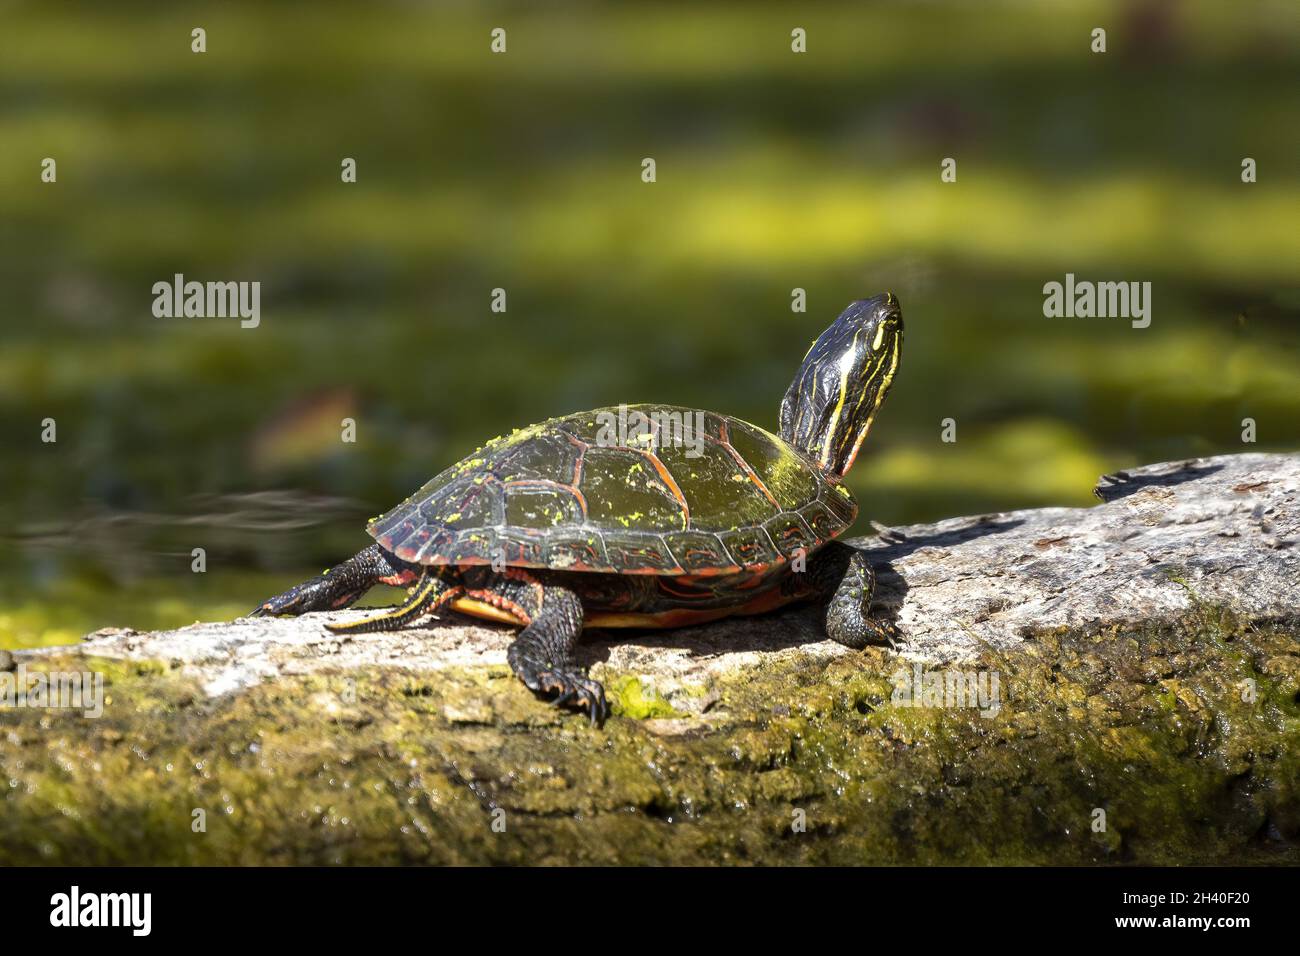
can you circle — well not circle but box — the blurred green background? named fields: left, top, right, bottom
left=1, top=0, right=1297, bottom=647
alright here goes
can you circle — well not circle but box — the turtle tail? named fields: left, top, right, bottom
left=325, top=571, right=459, bottom=634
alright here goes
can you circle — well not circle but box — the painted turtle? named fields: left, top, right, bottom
left=253, top=295, right=904, bottom=721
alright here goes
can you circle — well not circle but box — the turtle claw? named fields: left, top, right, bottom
left=252, top=578, right=365, bottom=618
left=550, top=688, right=577, bottom=708
left=252, top=583, right=320, bottom=618
left=530, top=667, right=608, bottom=725
left=875, top=619, right=902, bottom=650
left=868, top=520, right=908, bottom=545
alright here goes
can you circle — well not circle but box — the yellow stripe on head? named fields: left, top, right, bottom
left=841, top=333, right=901, bottom=474
left=818, top=329, right=860, bottom=467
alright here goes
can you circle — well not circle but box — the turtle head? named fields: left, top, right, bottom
left=779, top=294, right=903, bottom=478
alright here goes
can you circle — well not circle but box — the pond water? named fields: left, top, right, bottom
left=1, top=1, right=1296, bottom=647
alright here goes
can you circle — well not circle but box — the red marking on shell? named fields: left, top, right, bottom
left=464, top=588, right=532, bottom=625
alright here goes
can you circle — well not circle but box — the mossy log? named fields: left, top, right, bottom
left=2, top=452, right=1297, bottom=864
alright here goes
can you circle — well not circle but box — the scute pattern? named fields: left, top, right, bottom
left=367, top=405, right=858, bottom=575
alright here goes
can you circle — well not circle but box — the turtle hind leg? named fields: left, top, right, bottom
left=251, top=544, right=416, bottom=617
left=494, top=573, right=606, bottom=724
left=324, top=570, right=460, bottom=635
left=813, top=542, right=900, bottom=649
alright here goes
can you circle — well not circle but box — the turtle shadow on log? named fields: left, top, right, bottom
left=1092, top=460, right=1224, bottom=502
left=577, top=516, right=1023, bottom=665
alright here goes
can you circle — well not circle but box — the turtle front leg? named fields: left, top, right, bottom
left=811, top=541, right=900, bottom=649
left=251, top=544, right=417, bottom=617
left=477, top=570, right=606, bottom=724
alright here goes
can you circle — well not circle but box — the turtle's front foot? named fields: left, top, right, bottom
left=860, top=616, right=901, bottom=649
left=820, top=544, right=901, bottom=649
left=508, top=641, right=608, bottom=725
left=519, top=659, right=609, bottom=726
left=495, top=577, right=608, bottom=724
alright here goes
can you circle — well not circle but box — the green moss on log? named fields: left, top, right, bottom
left=1, top=613, right=1297, bottom=865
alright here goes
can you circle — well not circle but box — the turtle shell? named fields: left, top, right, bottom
left=367, top=404, right=857, bottom=576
